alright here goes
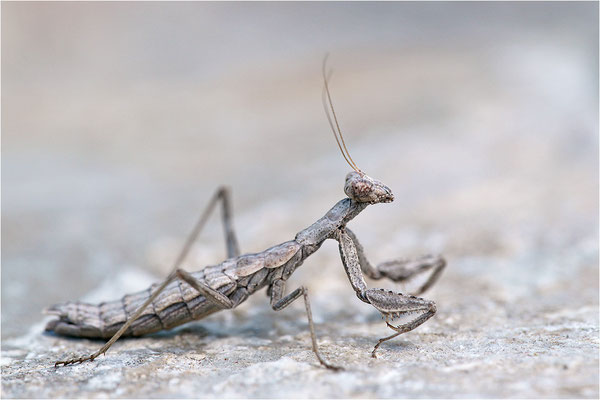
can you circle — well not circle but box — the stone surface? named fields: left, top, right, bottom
left=2, top=2, right=598, bottom=398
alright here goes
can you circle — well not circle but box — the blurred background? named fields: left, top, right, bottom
left=2, top=2, right=598, bottom=397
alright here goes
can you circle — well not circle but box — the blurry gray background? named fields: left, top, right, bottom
left=2, top=2, right=598, bottom=398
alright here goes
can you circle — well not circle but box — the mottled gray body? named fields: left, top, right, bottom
left=46, top=198, right=366, bottom=339
left=48, top=62, right=448, bottom=369
left=48, top=172, right=446, bottom=369
left=46, top=239, right=300, bottom=338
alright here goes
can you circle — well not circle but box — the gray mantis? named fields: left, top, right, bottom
left=46, top=61, right=446, bottom=371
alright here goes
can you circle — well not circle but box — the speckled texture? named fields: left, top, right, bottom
left=2, top=2, right=598, bottom=398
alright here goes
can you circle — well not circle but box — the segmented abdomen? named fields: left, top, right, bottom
left=45, top=240, right=303, bottom=339
left=45, top=269, right=235, bottom=339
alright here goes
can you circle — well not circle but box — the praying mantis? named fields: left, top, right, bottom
left=46, top=58, right=446, bottom=371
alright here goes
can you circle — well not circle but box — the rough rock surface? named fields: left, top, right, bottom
left=2, top=2, right=598, bottom=398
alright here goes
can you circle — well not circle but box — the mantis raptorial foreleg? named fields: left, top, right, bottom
left=269, top=279, right=343, bottom=371
left=370, top=305, right=436, bottom=358
left=375, top=255, right=446, bottom=296
left=345, top=228, right=446, bottom=296
left=334, top=228, right=438, bottom=358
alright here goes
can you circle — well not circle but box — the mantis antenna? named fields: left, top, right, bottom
left=322, top=55, right=362, bottom=173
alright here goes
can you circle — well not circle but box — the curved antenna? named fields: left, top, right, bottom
left=322, top=55, right=361, bottom=173
left=322, top=71, right=355, bottom=172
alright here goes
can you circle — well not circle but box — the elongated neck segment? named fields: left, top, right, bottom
left=295, top=198, right=368, bottom=246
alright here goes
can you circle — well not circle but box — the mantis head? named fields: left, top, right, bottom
left=344, top=171, right=394, bottom=204
left=321, top=57, right=393, bottom=205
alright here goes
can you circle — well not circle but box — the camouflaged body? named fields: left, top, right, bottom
left=45, top=198, right=368, bottom=339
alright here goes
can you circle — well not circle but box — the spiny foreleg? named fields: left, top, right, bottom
left=334, top=228, right=438, bottom=358
left=363, top=289, right=436, bottom=358
left=345, top=228, right=446, bottom=295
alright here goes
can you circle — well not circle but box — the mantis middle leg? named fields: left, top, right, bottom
left=268, top=279, right=342, bottom=371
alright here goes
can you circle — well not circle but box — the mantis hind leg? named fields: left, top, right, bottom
left=176, top=269, right=234, bottom=309
left=214, top=186, right=241, bottom=259
left=54, top=187, right=240, bottom=367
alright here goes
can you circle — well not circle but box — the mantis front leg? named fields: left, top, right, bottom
left=345, top=228, right=446, bottom=296
left=334, top=228, right=438, bottom=358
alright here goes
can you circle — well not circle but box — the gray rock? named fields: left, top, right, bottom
left=2, top=2, right=598, bottom=398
